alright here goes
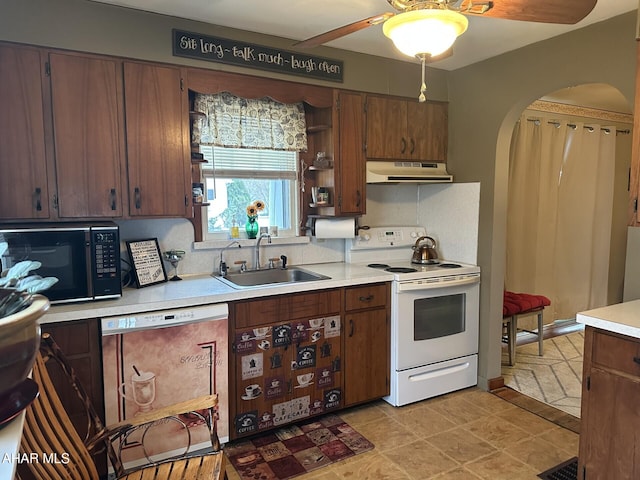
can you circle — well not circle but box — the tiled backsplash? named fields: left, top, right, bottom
left=116, top=182, right=480, bottom=277
left=116, top=218, right=345, bottom=276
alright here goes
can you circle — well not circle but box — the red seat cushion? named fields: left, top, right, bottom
left=503, top=291, right=551, bottom=318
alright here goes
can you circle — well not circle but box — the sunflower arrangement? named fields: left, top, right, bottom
left=245, top=200, right=265, bottom=239
left=246, top=200, right=265, bottom=219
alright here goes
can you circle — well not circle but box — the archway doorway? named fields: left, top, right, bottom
left=500, top=83, right=633, bottom=417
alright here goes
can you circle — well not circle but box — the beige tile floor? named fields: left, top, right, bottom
left=225, top=387, right=579, bottom=480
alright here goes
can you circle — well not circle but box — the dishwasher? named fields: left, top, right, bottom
left=101, top=303, right=229, bottom=471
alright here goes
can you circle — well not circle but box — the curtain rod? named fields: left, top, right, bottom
left=526, top=118, right=630, bottom=135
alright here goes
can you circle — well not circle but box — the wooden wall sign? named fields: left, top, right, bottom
left=173, top=29, right=343, bottom=82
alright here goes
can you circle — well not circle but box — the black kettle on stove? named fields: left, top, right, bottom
left=411, top=236, right=440, bottom=264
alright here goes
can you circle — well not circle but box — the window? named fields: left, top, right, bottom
left=201, top=146, right=299, bottom=239
left=193, top=92, right=307, bottom=241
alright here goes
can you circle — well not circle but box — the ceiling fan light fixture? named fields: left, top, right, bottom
left=383, top=8, right=468, bottom=57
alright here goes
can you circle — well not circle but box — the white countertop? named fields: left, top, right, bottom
left=577, top=300, right=640, bottom=339
left=1, top=262, right=392, bottom=475
left=0, top=412, right=25, bottom=479
left=40, top=262, right=394, bottom=323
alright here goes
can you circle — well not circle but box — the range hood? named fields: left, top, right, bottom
left=366, top=161, right=453, bottom=184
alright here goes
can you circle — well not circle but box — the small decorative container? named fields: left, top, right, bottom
left=245, top=217, right=259, bottom=239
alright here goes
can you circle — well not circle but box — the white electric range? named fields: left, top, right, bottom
left=346, top=226, right=481, bottom=406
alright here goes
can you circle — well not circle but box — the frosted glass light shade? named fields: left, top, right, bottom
left=383, top=9, right=468, bottom=57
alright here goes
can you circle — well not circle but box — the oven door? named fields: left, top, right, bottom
left=392, top=274, right=480, bottom=371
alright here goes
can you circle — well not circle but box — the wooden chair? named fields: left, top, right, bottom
left=19, top=333, right=226, bottom=480
left=502, top=291, right=551, bottom=366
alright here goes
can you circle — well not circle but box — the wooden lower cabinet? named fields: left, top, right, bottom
left=578, top=326, right=640, bottom=479
left=343, top=283, right=390, bottom=406
left=18, top=319, right=107, bottom=479
left=230, top=289, right=343, bottom=439
left=229, top=283, right=391, bottom=439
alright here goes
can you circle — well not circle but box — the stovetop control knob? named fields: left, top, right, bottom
left=360, top=233, right=371, bottom=241
left=410, top=231, right=418, bottom=238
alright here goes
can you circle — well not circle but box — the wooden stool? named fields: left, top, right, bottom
left=502, top=291, right=551, bottom=366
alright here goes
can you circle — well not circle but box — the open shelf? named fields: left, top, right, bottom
left=189, top=110, right=206, bottom=120
left=306, top=124, right=331, bottom=133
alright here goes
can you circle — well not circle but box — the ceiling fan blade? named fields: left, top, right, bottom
left=294, top=12, right=395, bottom=48
left=459, top=0, right=597, bottom=25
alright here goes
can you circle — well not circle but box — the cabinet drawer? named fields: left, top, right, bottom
left=592, top=330, right=640, bottom=377
left=233, top=289, right=341, bottom=328
left=344, top=283, right=389, bottom=312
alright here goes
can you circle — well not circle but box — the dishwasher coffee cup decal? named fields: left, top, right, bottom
left=102, top=306, right=228, bottom=470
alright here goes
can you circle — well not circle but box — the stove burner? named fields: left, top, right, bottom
left=385, top=267, right=418, bottom=273
left=368, top=263, right=390, bottom=269
left=438, top=263, right=462, bottom=268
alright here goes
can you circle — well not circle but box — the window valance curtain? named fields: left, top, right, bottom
left=193, top=92, right=308, bottom=152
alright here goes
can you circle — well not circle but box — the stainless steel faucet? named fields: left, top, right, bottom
left=219, top=241, right=240, bottom=276
left=254, top=233, right=271, bottom=270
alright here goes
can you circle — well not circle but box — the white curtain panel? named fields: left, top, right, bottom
left=506, top=117, right=616, bottom=322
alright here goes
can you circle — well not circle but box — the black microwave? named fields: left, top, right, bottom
left=0, top=222, right=122, bottom=304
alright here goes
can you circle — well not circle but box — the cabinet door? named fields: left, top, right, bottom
left=50, top=53, right=124, bottom=217
left=365, top=95, right=407, bottom=159
left=124, top=62, right=189, bottom=217
left=335, top=91, right=365, bottom=215
left=40, top=319, right=106, bottom=476
left=628, top=42, right=640, bottom=226
left=0, top=44, right=49, bottom=219
left=233, top=321, right=293, bottom=438
left=407, top=101, right=448, bottom=162
left=232, top=315, right=342, bottom=439
left=344, top=308, right=389, bottom=406
left=579, top=367, right=640, bottom=480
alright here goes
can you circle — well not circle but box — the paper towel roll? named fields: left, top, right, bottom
left=314, top=218, right=356, bottom=239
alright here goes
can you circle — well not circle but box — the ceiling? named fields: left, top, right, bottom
left=90, top=0, right=637, bottom=71
left=88, top=0, right=636, bottom=113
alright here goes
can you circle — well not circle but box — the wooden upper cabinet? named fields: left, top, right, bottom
left=365, top=94, right=448, bottom=162
left=365, top=95, right=406, bottom=160
left=334, top=90, right=365, bottom=216
left=124, top=62, right=190, bottom=217
left=407, top=100, right=448, bottom=162
left=627, top=41, right=640, bottom=226
left=0, top=44, right=50, bottom=219
left=49, top=53, right=124, bottom=218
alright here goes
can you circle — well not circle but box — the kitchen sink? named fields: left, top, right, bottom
left=215, top=267, right=330, bottom=289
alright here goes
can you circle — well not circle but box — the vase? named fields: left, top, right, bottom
left=0, top=291, right=50, bottom=396
left=245, top=217, right=259, bottom=239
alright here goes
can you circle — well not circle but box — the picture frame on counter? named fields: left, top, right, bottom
left=126, top=238, right=168, bottom=288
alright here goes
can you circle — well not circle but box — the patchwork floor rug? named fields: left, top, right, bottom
left=502, top=330, right=584, bottom=418
left=225, top=414, right=374, bottom=480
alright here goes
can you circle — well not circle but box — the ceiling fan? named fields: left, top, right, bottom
left=294, top=0, right=598, bottom=101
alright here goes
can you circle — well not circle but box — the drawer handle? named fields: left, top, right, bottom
left=134, top=187, right=141, bottom=209
left=633, top=357, right=640, bottom=365
left=359, top=295, right=374, bottom=302
left=110, top=188, right=117, bottom=210
left=34, top=187, right=42, bottom=211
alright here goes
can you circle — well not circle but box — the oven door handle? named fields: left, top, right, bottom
left=396, top=275, right=480, bottom=292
